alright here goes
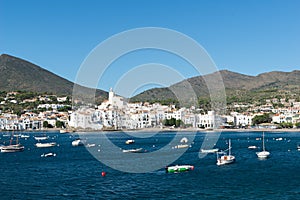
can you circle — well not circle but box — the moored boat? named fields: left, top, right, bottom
left=20, top=134, right=30, bottom=138
left=200, top=148, right=219, bottom=153
left=87, top=143, right=96, bottom=147
left=1, top=144, right=24, bottom=153
left=248, top=145, right=258, bottom=149
left=1, top=134, right=25, bottom=153
left=180, top=137, right=188, bottom=143
left=174, top=144, right=189, bottom=149
left=60, top=129, right=69, bottom=134
left=122, top=148, right=144, bottom=153
left=125, top=139, right=135, bottom=144
left=256, top=132, right=270, bottom=159
left=34, top=136, right=48, bottom=141
left=216, top=139, right=235, bottom=166
left=166, top=165, right=194, bottom=173
left=41, top=152, right=56, bottom=157
left=35, top=142, right=56, bottom=148
left=72, top=139, right=84, bottom=146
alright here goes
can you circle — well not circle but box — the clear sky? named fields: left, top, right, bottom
left=1, top=0, right=300, bottom=93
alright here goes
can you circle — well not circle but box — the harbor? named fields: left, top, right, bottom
left=0, top=130, right=299, bottom=199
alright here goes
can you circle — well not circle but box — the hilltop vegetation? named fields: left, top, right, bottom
left=0, top=91, right=71, bottom=116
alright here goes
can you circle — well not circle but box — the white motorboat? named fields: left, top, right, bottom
left=248, top=145, right=258, bottom=149
left=256, top=132, right=270, bottom=159
left=174, top=144, right=189, bottom=149
left=72, top=139, right=84, bottom=146
left=35, top=142, right=56, bottom=148
left=122, top=148, right=144, bottom=153
left=20, top=134, right=30, bottom=138
left=41, top=152, right=56, bottom=157
left=180, top=137, right=188, bottom=143
left=86, top=143, right=96, bottom=147
left=34, top=136, right=48, bottom=141
left=60, top=129, right=68, bottom=134
left=217, top=139, right=235, bottom=166
left=200, top=148, right=219, bottom=153
left=125, top=139, right=135, bottom=144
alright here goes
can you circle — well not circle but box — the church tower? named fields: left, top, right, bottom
left=108, top=88, right=114, bottom=104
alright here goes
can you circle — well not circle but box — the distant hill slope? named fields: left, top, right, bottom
left=131, top=70, right=300, bottom=105
left=0, top=54, right=107, bottom=99
left=1, top=54, right=299, bottom=106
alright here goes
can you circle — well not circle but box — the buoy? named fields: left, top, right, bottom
left=101, top=171, right=106, bottom=177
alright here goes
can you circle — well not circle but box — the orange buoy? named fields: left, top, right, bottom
left=101, top=171, right=106, bottom=177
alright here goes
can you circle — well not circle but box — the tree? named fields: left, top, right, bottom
left=295, top=122, right=300, bottom=128
left=163, top=119, right=170, bottom=126
left=55, top=120, right=65, bottom=128
left=175, top=119, right=183, bottom=127
left=163, top=118, right=183, bottom=127
left=279, top=122, right=293, bottom=128
left=43, top=121, right=49, bottom=128
left=252, top=113, right=272, bottom=125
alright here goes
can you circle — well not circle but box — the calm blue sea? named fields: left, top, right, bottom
left=0, top=130, right=299, bottom=199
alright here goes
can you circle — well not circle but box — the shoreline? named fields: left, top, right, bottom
left=1, top=127, right=299, bottom=133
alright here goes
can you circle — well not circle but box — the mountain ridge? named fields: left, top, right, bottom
left=0, top=54, right=108, bottom=100
left=1, top=54, right=299, bottom=106
left=131, top=69, right=300, bottom=105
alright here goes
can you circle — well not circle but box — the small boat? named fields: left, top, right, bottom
left=217, top=139, right=235, bottom=166
left=180, top=137, right=188, bottom=143
left=2, top=134, right=10, bottom=137
left=174, top=144, right=189, bottom=149
left=20, top=134, right=30, bottom=138
left=122, top=148, right=144, bottom=153
left=125, top=139, right=135, bottom=144
left=86, top=143, right=96, bottom=147
left=35, top=142, right=56, bottom=148
left=1, top=144, right=24, bottom=153
left=41, top=152, right=56, bottom=157
left=72, top=139, right=84, bottom=146
left=34, top=136, right=48, bottom=141
left=166, top=165, right=194, bottom=173
left=1, top=135, right=25, bottom=153
left=256, top=132, right=270, bottom=159
left=60, top=129, right=69, bottom=134
left=248, top=145, right=258, bottom=149
left=200, top=148, right=219, bottom=153
left=297, top=143, right=300, bottom=151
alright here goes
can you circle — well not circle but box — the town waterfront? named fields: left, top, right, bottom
left=0, top=130, right=299, bottom=199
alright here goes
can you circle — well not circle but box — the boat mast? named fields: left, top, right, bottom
left=228, top=139, right=231, bottom=156
left=262, top=132, right=265, bottom=151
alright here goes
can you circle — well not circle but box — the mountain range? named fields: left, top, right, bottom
left=1, top=54, right=299, bottom=105
left=131, top=69, right=300, bottom=106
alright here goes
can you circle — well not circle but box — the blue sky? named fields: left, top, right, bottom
left=1, top=0, right=300, bottom=93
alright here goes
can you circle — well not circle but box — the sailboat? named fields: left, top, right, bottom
left=216, top=139, right=235, bottom=165
left=1, top=134, right=25, bottom=153
left=256, top=132, right=270, bottom=159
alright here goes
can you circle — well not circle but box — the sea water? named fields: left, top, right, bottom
left=0, top=131, right=299, bottom=199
